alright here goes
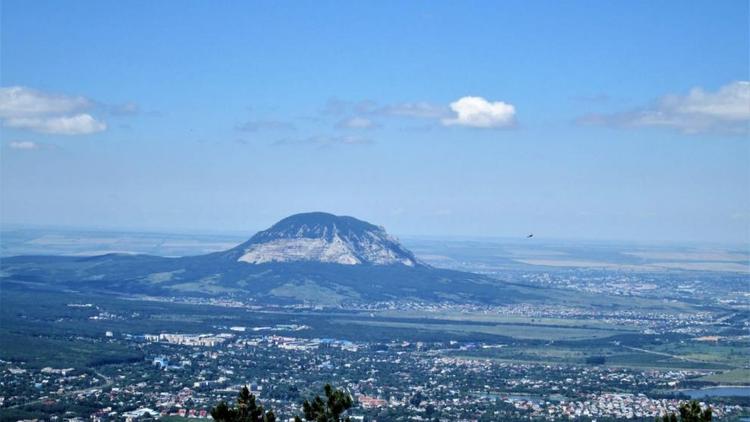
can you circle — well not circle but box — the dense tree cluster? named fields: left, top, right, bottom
left=212, top=384, right=353, bottom=422
left=659, top=400, right=712, bottom=422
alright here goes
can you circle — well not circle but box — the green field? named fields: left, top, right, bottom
left=698, top=369, right=750, bottom=385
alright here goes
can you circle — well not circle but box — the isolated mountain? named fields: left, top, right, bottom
left=224, top=212, right=419, bottom=266
left=0, top=213, right=546, bottom=305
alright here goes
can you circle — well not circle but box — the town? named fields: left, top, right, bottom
left=2, top=324, right=746, bottom=421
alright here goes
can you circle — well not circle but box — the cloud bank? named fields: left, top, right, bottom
left=325, top=96, right=517, bottom=130
left=336, top=116, right=378, bottom=129
left=0, top=86, right=107, bottom=135
left=6, top=114, right=107, bottom=135
left=578, top=81, right=750, bottom=135
left=378, top=102, right=448, bottom=119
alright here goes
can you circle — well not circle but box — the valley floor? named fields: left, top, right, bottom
left=0, top=279, right=748, bottom=421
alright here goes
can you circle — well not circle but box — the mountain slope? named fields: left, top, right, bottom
left=223, top=212, right=419, bottom=266
left=0, top=213, right=545, bottom=305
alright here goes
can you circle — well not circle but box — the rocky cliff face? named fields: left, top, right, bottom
left=227, top=212, right=419, bottom=266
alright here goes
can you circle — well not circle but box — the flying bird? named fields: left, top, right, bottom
left=526, top=233, right=534, bottom=238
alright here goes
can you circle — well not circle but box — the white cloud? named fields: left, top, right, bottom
left=442, top=96, right=517, bottom=128
left=8, top=140, right=40, bottom=150
left=336, top=116, right=378, bottom=129
left=0, top=86, right=107, bottom=135
left=0, top=86, right=91, bottom=118
left=667, top=81, right=749, bottom=120
left=578, top=81, right=750, bottom=135
left=5, top=114, right=106, bottom=135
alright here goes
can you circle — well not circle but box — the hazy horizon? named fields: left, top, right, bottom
left=3, top=216, right=750, bottom=248
left=3, top=219, right=749, bottom=271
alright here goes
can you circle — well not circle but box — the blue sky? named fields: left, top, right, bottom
left=1, top=0, right=748, bottom=244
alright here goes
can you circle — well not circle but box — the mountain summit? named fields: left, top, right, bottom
left=226, top=212, right=419, bottom=266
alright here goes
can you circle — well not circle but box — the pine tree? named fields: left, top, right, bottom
left=211, top=386, right=276, bottom=422
left=294, top=384, right=353, bottom=422
left=658, top=400, right=711, bottom=422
